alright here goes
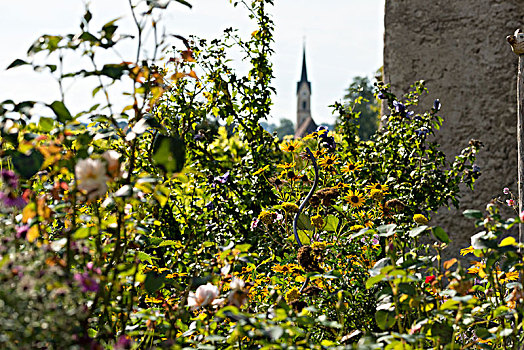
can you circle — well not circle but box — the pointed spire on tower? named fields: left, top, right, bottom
left=297, top=43, right=311, bottom=94
left=300, top=45, right=308, bottom=83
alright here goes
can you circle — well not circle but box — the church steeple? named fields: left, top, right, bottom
left=297, top=46, right=311, bottom=94
left=295, top=44, right=316, bottom=137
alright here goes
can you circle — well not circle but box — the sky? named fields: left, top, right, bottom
left=0, top=0, right=385, bottom=126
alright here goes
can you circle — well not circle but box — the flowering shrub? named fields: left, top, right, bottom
left=2, top=0, right=522, bottom=349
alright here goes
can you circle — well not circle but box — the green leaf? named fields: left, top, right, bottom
left=137, top=251, right=158, bottom=265
left=366, top=274, right=385, bottom=289
left=408, top=225, right=428, bottom=238
left=73, top=227, right=93, bottom=239
left=6, top=59, right=29, bottom=70
left=294, top=230, right=311, bottom=245
left=377, top=224, right=397, bottom=237
left=144, top=271, right=164, bottom=294
left=152, top=135, right=186, bottom=173
left=101, top=63, right=128, bottom=79
left=296, top=213, right=314, bottom=231
left=11, top=149, right=44, bottom=179
left=324, top=215, right=339, bottom=232
left=375, top=310, right=396, bottom=330
left=463, top=209, right=483, bottom=219
left=49, top=101, right=72, bottom=123
left=38, top=117, right=54, bottom=132
left=432, top=226, right=450, bottom=244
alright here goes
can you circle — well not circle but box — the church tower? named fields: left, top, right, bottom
left=295, top=46, right=317, bottom=138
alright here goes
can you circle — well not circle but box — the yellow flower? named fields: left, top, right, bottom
left=311, top=215, right=324, bottom=229
left=341, top=161, right=363, bottom=173
left=280, top=140, right=301, bottom=152
left=253, top=165, right=269, bottom=176
left=351, top=224, right=365, bottom=231
left=500, top=271, right=519, bottom=283
left=460, top=246, right=474, bottom=256
left=369, top=189, right=384, bottom=201
left=277, top=162, right=296, bottom=170
left=345, top=190, right=365, bottom=208
left=366, top=182, right=389, bottom=193
left=285, top=287, right=300, bottom=303
left=318, top=154, right=339, bottom=170
left=282, top=202, right=299, bottom=213
left=273, top=264, right=301, bottom=274
left=413, top=214, right=429, bottom=225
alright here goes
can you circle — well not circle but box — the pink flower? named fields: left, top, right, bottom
left=520, top=211, right=524, bottom=222
left=187, top=283, right=221, bottom=310
left=74, top=272, right=99, bottom=292
left=507, top=199, right=516, bottom=207
left=503, top=187, right=510, bottom=195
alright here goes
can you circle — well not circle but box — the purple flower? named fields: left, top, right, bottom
left=74, top=272, right=99, bottom=293
left=0, top=192, right=27, bottom=209
left=1, top=170, right=19, bottom=188
left=503, top=187, right=510, bottom=195
left=433, top=99, right=441, bottom=111
left=377, top=91, right=386, bottom=99
left=406, top=111, right=414, bottom=119
left=392, top=100, right=406, bottom=116
left=472, top=164, right=480, bottom=173
left=115, top=335, right=133, bottom=350
left=415, top=127, right=430, bottom=137
left=16, top=225, right=29, bottom=239
left=372, top=234, right=380, bottom=245
left=214, top=171, right=230, bottom=185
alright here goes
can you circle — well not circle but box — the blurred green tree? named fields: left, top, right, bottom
left=342, top=76, right=380, bottom=140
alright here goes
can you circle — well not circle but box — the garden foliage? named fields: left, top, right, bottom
left=0, top=1, right=522, bottom=349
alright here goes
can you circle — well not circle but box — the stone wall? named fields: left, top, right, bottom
left=383, top=0, right=524, bottom=255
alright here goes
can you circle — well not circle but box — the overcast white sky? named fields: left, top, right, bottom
left=0, top=0, right=385, bottom=126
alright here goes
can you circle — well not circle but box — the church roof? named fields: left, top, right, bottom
left=294, top=116, right=318, bottom=139
left=297, top=47, right=311, bottom=94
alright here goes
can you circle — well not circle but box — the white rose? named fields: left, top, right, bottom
left=75, top=158, right=109, bottom=201
left=187, top=283, right=220, bottom=310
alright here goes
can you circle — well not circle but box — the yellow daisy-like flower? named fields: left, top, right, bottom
left=500, top=271, right=519, bottom=283
left=345, top=190, right=365, bottom=208
left=311, top=215, right=324, bottom=229
left=280, top=140, right=301, bottom=153
left=460, top=246, right=475, bottom=256
left=282, top=202, right=299, bottom=213
left=341, top=161, right=363, bottom=173
left=253, top=165, right=269, bottom=176
left=318, top=154, right=339, bottom=170
left=285, top=287, right=300, bottom=303
left=313, top=148, right=326, bottom=159
left=413, top=214, right=429, bottom=225
left=277, top=162, right=296, bottom=170
left=366, top=183, right=389, bottom=193
left=273, top=263, right=301, bottom=274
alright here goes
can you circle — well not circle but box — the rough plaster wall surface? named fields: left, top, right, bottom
left=384, top=0, right=524, bottom=256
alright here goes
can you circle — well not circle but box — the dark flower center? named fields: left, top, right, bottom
left=351, top=196, right=359, bottom=203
